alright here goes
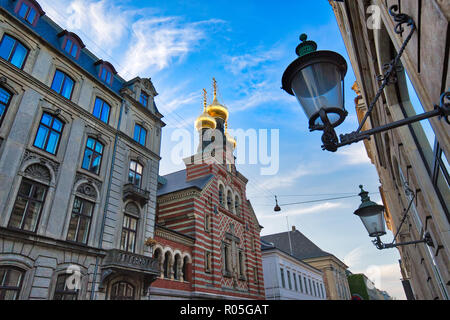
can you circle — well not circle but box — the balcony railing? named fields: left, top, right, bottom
left=123, top=183, right=150, bottom=205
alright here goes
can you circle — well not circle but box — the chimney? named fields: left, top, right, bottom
left=292, top=226, right=296, bottom=232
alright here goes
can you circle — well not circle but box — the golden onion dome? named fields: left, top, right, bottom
left=207, top=78, right=229, bottom=121
left=195, top=88, right=217, bottom=131
left=195, top=111, right=217, bottom=131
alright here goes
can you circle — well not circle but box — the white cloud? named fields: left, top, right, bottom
left=258, top=165, right=312, bottom=190
left=336, top=143, right=371, bottom=165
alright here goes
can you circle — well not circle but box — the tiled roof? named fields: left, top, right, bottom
left=261, top=229, right=332, bottom=260
left=157, top=169, right=213, bottom=197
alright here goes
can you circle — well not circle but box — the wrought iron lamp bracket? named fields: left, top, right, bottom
left=319, top=6, right=449, bottom=152
left=373, top=232, right=434, bottom=250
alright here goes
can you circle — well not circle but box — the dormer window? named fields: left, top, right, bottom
left=140, top=92, right=149, bottom=108
left=95, top=60, right=116, bottom=86
left=58, top=31, right=85, bottom=60
left=15, top=0, right=45, bottom=26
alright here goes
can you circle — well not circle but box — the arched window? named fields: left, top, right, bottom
left=51, top=70, right=74, bottom=100
left=120, top=203, right=139, bottom=253
left=95, top=61, right=116, bottom=86
left=58, top=31, right=84, bottom=59
left=9, top=164, right=50, bottom=232
left=173, top=254, right=181, bottom=280
left=163, top=252, right=171, bottom=279
left=110, top=281, right=134, bottom=300
left=234, top=196, right=240, bottom=215
left=0, top=34, right=29, bottom=69
left=227, top=190, right=233, bottom=211
left=81, top=137, right=104, bottom=175
left=0, top=86, right=12, bottom=127
left=218, top=184, right=224, bottom=207
left=15, top=0, right=44, bottom=25
left=128, top=161, right=143, bottom=187
left=182, top=256, right=189, bottom=282
left=0, top=267, right=24, bottom=300
left=33, top=112, right=64, bottom=155
left=92, top=98, right=111, bottom=124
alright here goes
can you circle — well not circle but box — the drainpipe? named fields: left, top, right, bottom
left=90, top=99, right=125, bottom=300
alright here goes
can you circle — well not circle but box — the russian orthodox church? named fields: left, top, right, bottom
left=149, top=80, right=265, bottom=299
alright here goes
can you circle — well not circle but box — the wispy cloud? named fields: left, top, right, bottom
left=38, top=0, right=224, bottom=79
left=260, top=202, right=345, bottom=219
left=336, top=143, right=371, bottom=165
left=258, top=165, right=312, bottom=190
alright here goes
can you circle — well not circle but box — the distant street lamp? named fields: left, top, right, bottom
left=282, top=5, right=449, bottom=152
left=354, top=185, right=434, bottom=250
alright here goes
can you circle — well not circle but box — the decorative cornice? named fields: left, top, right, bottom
left=155, top=226, right=195, bottom=247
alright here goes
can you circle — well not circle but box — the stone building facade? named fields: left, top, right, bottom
left=330, top=0, right=449, bottom=299
left=0, top=0, right=165, bottom=300
left=261, top=238, right=326, bottom=300
left=149, top=83, right=266, bottom=299
left=262, top=226, right=351, bottom=300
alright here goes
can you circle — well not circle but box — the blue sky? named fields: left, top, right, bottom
left=37, top=0, right=411, bottom=299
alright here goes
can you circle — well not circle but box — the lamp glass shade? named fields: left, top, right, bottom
left=354, top=204, right=386, bottom=237
left=291, top=62, right=344, bottom=126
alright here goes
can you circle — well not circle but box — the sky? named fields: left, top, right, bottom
left=36, top=0, right=415, bottom=299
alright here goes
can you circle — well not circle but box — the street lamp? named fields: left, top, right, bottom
left=354, top=185, right=434, bottom=250
left=282, top=5, right=449, bottom=152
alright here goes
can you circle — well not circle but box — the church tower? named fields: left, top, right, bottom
left=194, top=79, right=237, bottom=165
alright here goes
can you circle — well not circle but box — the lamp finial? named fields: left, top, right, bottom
left=296, top=33, right=317, bottom=57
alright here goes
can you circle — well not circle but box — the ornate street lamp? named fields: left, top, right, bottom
left=354, top=186, right=434, bottom=250
left=282, top=5, right=449, bottom=152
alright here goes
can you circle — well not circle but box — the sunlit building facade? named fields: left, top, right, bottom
left=0, top=0, right=165, bottom=299
left=330, top=0, right=449, bottom=299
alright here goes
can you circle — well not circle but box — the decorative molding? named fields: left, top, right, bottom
left=76, top=183, right=98, bottom=200
left=21, top=150, right=60, bottom=180
left=75, top=172, right=102, bottom=193
left=24, top=163, right=51, bottom=183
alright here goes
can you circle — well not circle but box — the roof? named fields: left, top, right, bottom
left=157, top=169, right=213, bottom=197
left=261, top=229, right=332, bottom=260
left=260, top=238, right=323, bottom=274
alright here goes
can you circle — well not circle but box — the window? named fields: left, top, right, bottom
left=223, top=244, right=230, bottom=274
left=63, top=38, right=79, bottom=58
left=320, top=283, right=325, bottom=298
left=293, top=273, right=298, bottom=291
left=287, top=270, right=292, bottom=290
left=82, top=138, right=103, bottom=175
left=120, top=214, right=138, bottom=253
left=227, top=191, right=233, bottom=211
left=133, top=124, right=147, bottom=146
left=0, top=34, right=29, bottom=69
left=205, top=251, right=212, bottom=273
left=53, top=274, right=78, bottom=300
left=110, top=282, right=134, bottom=300
left=67, top=197, right=93, bottom=244
left=0, top=267, right=24, bottom=300
left=92, top=98, right=111, bottom=124
left=204, top=213, right=211, bottom=232
left=33, top=113, right=63, bottom=155
left=280, top=268, right=285, bottom=288
left=238, top=251, right=244, bottom=277
left=99, top=66, right=113, bottom=85
left=51, top=70, right=74, bottom=100
left=128, top=160, right=143, bottom=187
left=313, top=281, right=317, bottom=296
left=17, top=1, right=38, bottom=24
left=234, top=196, right=240, bottom=215
left=163, top=251, right=171, bottom=278
left=219, top=185, right=224, bottom=207
left=298, top=275, right=303, bottom=293
left=140, top=92, right=149, bottom=107
left=308, top=279, right=312, bottom=295
left=9, top=178, right=47, bottom=232
left=0, top=86, right=12, bottom=127
left=304, top=276, right=308, bottom=294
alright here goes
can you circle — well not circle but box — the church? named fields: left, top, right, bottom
left=149, top=80, right=266, bottom=299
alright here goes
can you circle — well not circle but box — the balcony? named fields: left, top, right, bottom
left=100, top=249, right=160, bottom=292
left=123, top=183, right=150, bottom=206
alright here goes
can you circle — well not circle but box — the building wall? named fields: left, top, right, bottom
left=304, top=256, right=351, bottom=300
left=152, top=156, right=265, bottom=300
left=262, top=250, right=326, bottom=300
left=0, top=1, right=163, bottom=300
left=330, top=0, right=449, bottom=300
